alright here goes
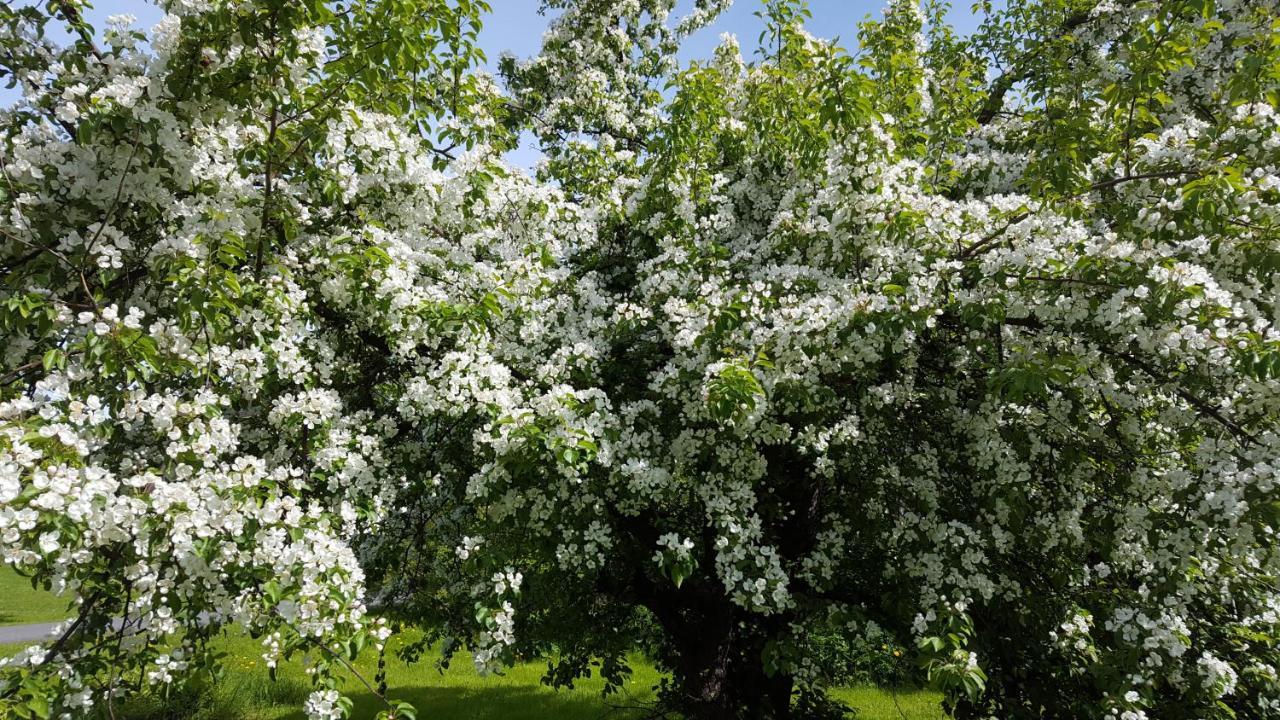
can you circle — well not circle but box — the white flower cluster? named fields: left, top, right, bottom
left=1199, top=651, right=1240, bottom=698
left=303, top=688, right=343, bottom=720
left=472, top=601, right=517, bottom=673
left=653, top=532, right=694, bottom=567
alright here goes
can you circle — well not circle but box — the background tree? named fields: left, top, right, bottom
left=0, top=1, right=513, bottom=717
left=2, top=1, right=1280, bottom=719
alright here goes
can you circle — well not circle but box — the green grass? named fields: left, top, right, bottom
left=93, top=631, right=944, bottom=720
left=185, top=631, right=667, bottom=720
left=0, top=565, right=73, bottom=626
left=832, top=685, right=946, bottom=719
left=0, top=630, right=945, bottom=719
left=0, top=575, right=944, bottom=719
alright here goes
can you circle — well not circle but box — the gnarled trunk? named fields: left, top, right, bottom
left=676, top=629, right=795, bottom=719
left=613, top=510, right=802, bottom=718
left=646, top=593, right=794, bottom=719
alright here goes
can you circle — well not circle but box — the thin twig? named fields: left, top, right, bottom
left=277, top=612, right=405, bottom=718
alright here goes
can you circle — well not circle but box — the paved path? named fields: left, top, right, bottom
left=0, top=614, right=211, bottom=645
left=0, top=621, right=64, bottom=644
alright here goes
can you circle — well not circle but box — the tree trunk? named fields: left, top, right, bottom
left=659, top=604, right=795, bottom=719
left=614, top=512, right=798, bottom=719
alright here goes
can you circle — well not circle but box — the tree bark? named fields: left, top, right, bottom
left=611, top=508, right=800, bottom=718
left=674, top=630, right=794, bottom=718
left=646, top=594, right=795, bottom=719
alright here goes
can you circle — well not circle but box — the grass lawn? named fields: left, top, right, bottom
left=0, top=629, right=946, bottom=719
left=87, top=631, right=668, bottom=720
left=99, top=631, right=945, bottom=720
left=0, top=574, right=944, bottom=719
left=832, top=685, right=946, bottom=719
left=0, top=564, right=73, bottom=626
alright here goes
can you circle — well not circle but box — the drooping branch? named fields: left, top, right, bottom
left=956, top=169, right=1203, bottom=259
left=1105, top=348, right=1256, bottom=444
left=1001, top=315, right=1257, bottom=443
left=0, top=593, right=101, bottom=702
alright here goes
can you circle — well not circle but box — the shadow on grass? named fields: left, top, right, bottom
left=102, top=680, right=946, bottom=720
left=108, top=678, right=655, bottom=720
left=312, top=685, right=655, bottom=720
left=99, top=674, right=309, bottom=720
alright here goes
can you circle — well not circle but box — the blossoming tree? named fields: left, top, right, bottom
left=2, top=0, right=1279, bottom=719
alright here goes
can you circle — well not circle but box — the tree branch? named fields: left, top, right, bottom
left=53, top=2, right=105, bottom=64
left=1105, top=348, right=1255, bottom=444
left=0, top=593, right=101, bottom=702
left=975, top=10, right=1093, bottom=124
left=956, top=169, right=1204, bottom=259
left=1000, top=316, right=1256, bottom=443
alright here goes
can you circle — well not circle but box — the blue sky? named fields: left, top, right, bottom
left=61, top=1, right=990, bottom=60
left=474, top=1, right=992, bottom=165
left=479, top=0, right=991, bottom=65
left=8, top=1, right=991, bottom=167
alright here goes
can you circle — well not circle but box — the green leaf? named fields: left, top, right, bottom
left=41, top=348, right=64, bottom=372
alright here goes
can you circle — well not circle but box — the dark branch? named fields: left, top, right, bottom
left=956, top=169, right=1203, bottom=259
left=1106, top=348, right=1256, bottom=444
left=975, top=10, right=1093, bottom=124
left=1001, top=316, right=1256, bottom=443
